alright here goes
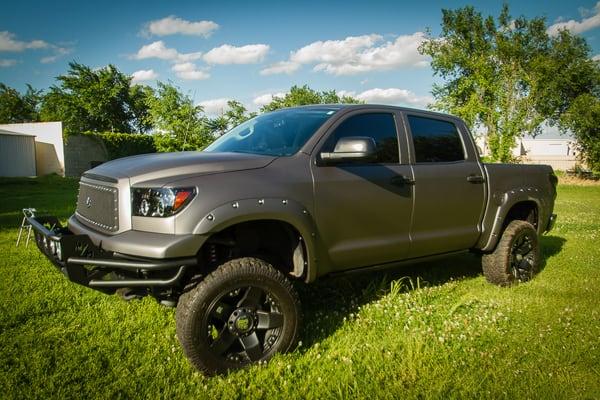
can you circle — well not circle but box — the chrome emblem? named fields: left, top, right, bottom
left=85, top=196, right=92, bottom=208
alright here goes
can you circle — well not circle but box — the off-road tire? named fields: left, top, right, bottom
left=482, top=220, right=541, bottom=286
left=176, top=257, right=301, bottom=375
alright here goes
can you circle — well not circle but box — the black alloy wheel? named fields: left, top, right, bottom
left=176, top=257, right=301, bottom=375
left=482, top=220, right=541, bottom=286
left=509, top=230, right=537, bottom=281
left=204, top=285, right=285, bottom=364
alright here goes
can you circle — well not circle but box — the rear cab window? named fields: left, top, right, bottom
left=406, top=115, right=465, bottom=163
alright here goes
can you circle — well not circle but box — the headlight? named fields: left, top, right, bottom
left=131, top=187, right=196, bottom=217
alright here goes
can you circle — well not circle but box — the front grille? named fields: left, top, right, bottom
left=76, top=182, right=119, bottom=232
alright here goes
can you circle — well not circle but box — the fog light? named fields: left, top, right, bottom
left=49, top=240, right=56, bottom=254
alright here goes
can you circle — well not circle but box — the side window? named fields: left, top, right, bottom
left=322, top=113, right=399, bottom=163
left=407, top=115, right=465, bottom=163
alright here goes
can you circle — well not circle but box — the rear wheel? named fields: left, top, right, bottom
left=176, top=257, right=301, bottom=375
left=482, top=220, right=540, bottom=286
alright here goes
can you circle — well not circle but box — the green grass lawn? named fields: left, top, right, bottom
left=0, top=176, right=599, bottom=399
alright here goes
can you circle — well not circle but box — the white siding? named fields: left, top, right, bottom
left=0, top=134, right=36, bottom=177
left=0, top=122, right=64, bottom=176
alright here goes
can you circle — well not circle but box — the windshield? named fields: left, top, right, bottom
left=204, top=108, right=338, bottom=157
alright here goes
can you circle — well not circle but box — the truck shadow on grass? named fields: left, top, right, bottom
left=295, top=235, right=566, bottom=349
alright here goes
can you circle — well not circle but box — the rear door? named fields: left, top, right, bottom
left=311, top=110, right=414, bottom=271
left=402, top=112, right=486, bottom=258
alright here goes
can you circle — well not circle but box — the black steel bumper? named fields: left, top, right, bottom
left=27, top=215, right=198, bottom=293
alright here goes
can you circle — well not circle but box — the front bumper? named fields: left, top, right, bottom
left=27, top=215, right=199, bottom=293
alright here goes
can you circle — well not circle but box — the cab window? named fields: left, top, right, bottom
left=321, top=113, right=399, bottom=163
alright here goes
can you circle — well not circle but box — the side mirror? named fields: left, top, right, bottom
left=320, top=136, right=377, bottom=164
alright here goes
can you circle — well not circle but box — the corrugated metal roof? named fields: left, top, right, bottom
left=0, top=129, right=36, bottom=137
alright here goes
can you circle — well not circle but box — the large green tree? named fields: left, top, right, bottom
left=40, top=62, right=151, bottom=135
left=208, top=100, right=256, bottom=136
left=148, top=82, right=212, bottom=152
left=0, top=83, right=43, bottom=123
left=261, top=85, right=361, bottom=112
left=560, top=94, right=600, bottom=174
left=128, top=84, right=155, bottom=134
left=420, top=5, right=599, bottom=163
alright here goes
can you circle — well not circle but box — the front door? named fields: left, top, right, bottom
left=311, top=111, right=414, bottom=271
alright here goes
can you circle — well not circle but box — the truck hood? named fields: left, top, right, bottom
left=87, top=151, right=277, bottom=184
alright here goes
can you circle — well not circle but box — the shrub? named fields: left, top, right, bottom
left=82, top=132, right=156, bottom=160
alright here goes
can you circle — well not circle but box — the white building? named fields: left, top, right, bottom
left=474, top=129, right=579, bottom=171
left=513, top=138, right=578, bottom=171
left=0, top=122, right=64, bottom=177
left=0, top=129, right=37, bottom=177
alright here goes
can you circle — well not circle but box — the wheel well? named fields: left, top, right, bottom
left=503, top=201, right=538, bottom=231
left=199, top=220, right=307, bottom=279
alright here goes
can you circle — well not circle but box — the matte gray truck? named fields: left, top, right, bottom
left=28, top=105, right=557, bottom=374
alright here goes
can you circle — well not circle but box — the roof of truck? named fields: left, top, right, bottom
left=279, top=104, right=462, bottom=121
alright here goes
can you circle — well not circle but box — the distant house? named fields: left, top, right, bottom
left=475, top=131, right=579, bottom=171
left=0, top=122, right=64, bottom=177
left=513, top=138, right=578, bottom=171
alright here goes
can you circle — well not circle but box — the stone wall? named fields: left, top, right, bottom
left=64, top=135, right=109, bottom=177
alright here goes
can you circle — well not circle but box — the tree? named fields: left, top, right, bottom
left=148, top=82, right=212, bottom=152
left=207, top=100, right=256, bottom=136
left=560, top=94, right=600, bottom=174
left=128, top=84, right=155, bottom=133
left=419, top=5, right=599, bottom=162
left=0, top=83, right=42, bottom=123
left=260, top=85, right=361, bottom=112
left=40, top=62, right=139, bottom=135
left=224, top=100, right=256, bottom=127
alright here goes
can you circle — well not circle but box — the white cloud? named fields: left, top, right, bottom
left=144, top=16, right=219, bottom=37
left=131, top=69, right=159, bottom=82
left=260, top=60, right=300, bottom=75
left=131, top=40, right=203, bottom=62
left=253, top=92, right=286, bottom=106
left=291, top=34, right=382, bottom=65
left=0, top=59, right=17, bottom=67
left=348, top=87, right=432, bottom=108
left=132, top=41, right=179, bottom=60
left=40, top=46, right=72, bottom=64
left=593, top=54, right=600, bottom=61
left=198, top=98, right=232, bottom=115
left=171, top=62, right=210, bottom=80
left=547, top=2, right=600, bottom=35
left=203, top=44, right=269, bottom=64
left=0, top=31, right=48, bottom=52
left=264, top=32, right=428, bottom=76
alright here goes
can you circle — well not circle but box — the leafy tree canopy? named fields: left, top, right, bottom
left=40, top=62, right=149, bottom=136
left=420, top=5, right=600, bottom=163
left=147, top=82, right=212, bottom=152
left=0, top=83, right=42, bottom=124
left=260, top=85, right=361, bottom=112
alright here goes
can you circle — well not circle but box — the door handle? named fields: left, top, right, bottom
left=390, top=175, right=415, bottom=186
left=467, top=174, right=485, bottom=184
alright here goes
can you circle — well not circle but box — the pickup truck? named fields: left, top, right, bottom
left=27, top=104, right=557, bottom=375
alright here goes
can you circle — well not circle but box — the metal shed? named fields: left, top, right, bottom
left=0, top=129, right=37, bottom=177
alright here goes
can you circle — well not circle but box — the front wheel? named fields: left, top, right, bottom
left=482, top=220, right=541, bottom=286
left=176, top=257, right=301, bottom=375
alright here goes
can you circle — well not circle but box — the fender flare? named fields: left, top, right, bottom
left=479, top=188, right=543, bottom=252
left=193, top=198, right=319, bottom=282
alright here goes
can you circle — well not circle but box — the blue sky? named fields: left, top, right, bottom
left=1, top=0, right=600, bottom=114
